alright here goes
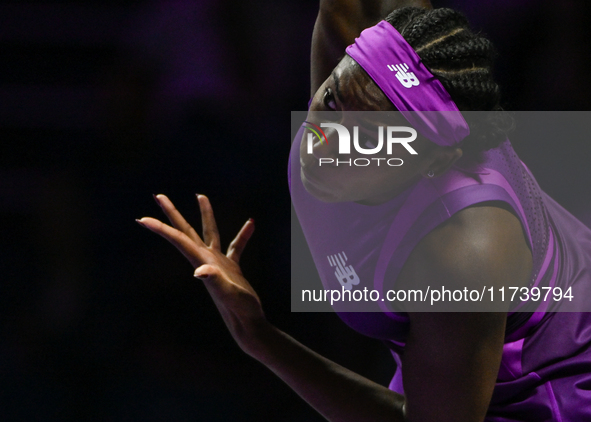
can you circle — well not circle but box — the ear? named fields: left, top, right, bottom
left=422, top=147, right=463, bottom=178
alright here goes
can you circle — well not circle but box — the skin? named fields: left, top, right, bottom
left=137, top=1, right=534, bottom=421
left=302, top=55, right=463, bottom=204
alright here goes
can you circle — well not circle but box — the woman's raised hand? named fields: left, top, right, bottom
left=136, top=194, right=266, bottom=355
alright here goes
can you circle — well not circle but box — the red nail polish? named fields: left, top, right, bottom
left=249, top=218, right=255, bottom=224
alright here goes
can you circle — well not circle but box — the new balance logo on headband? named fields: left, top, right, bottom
left=387, top=63, right=420, bottom=88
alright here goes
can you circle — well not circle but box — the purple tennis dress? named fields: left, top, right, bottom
left=290, top=124, right=591, bottom=420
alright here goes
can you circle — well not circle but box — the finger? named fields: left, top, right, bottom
left=193, top=264, right=245, bottom=303
left=137, top=217, right=206, bottom=267
left=194, top=264, right=261, bottom=318
left=197, top=194, right=221, bottom=250
left=227, top=218, right=255, bottom=263
left=154, top=194, right=204, bottom=246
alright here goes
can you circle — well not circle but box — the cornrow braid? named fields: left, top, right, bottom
left=384, top=7, right=512, bottom=155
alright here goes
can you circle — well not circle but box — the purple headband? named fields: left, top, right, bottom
left=345, top=20, right=470, bottom=147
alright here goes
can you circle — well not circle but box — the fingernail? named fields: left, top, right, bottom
left=135, top=218, right=146, bottom=227
left=248, top=218, right=255, bottom=224
left=153, top=194, right=161, bottom=205
left=194, top=273, right=209, bottom=280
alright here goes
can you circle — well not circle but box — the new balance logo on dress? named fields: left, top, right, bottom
left=327, top=251, right=360, bottom=290
left=387, top=63, right=420, bottom=88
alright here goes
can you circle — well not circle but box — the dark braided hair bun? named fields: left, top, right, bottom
left=385, top=7, right=513, bottom=154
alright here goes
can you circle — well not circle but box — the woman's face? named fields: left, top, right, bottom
left=300, top=55, right=453, bottom=205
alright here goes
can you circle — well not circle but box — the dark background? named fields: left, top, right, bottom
left=1, top=0, right=590, bottom=420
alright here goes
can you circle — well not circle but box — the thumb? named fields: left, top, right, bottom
left=193, top=264, right=219, bottom=281
left=193, top=264, right=249, bottom=311
left=194, top=264, right=234, bottom=298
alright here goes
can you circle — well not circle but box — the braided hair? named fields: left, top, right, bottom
left=384, top=7, right=512, bottom=155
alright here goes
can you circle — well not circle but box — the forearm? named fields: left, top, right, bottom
left=247, top=321, right=405, bottom=422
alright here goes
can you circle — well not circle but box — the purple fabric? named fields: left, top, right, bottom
left=290, top=122, right=591, bottom=420
left=345, top=21, right=470, bottom=146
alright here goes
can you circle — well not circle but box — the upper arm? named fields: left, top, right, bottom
left=311, top=0, right=432, bottom=97
left=394, top=203, right=533, bottom=421
left=311, top=2, right=375, bottom=97
left=403, top=312, right=506, bottom=422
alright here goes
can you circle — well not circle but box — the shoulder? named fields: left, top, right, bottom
left=393, top=203, right=528, bottom=420
left=396, top=201, right=533, bottom=308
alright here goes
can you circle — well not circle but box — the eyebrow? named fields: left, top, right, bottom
left=332, top=71, right=342, bottom=102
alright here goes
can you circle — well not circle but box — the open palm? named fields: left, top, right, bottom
left=137, top=194, right=264, bottom=352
